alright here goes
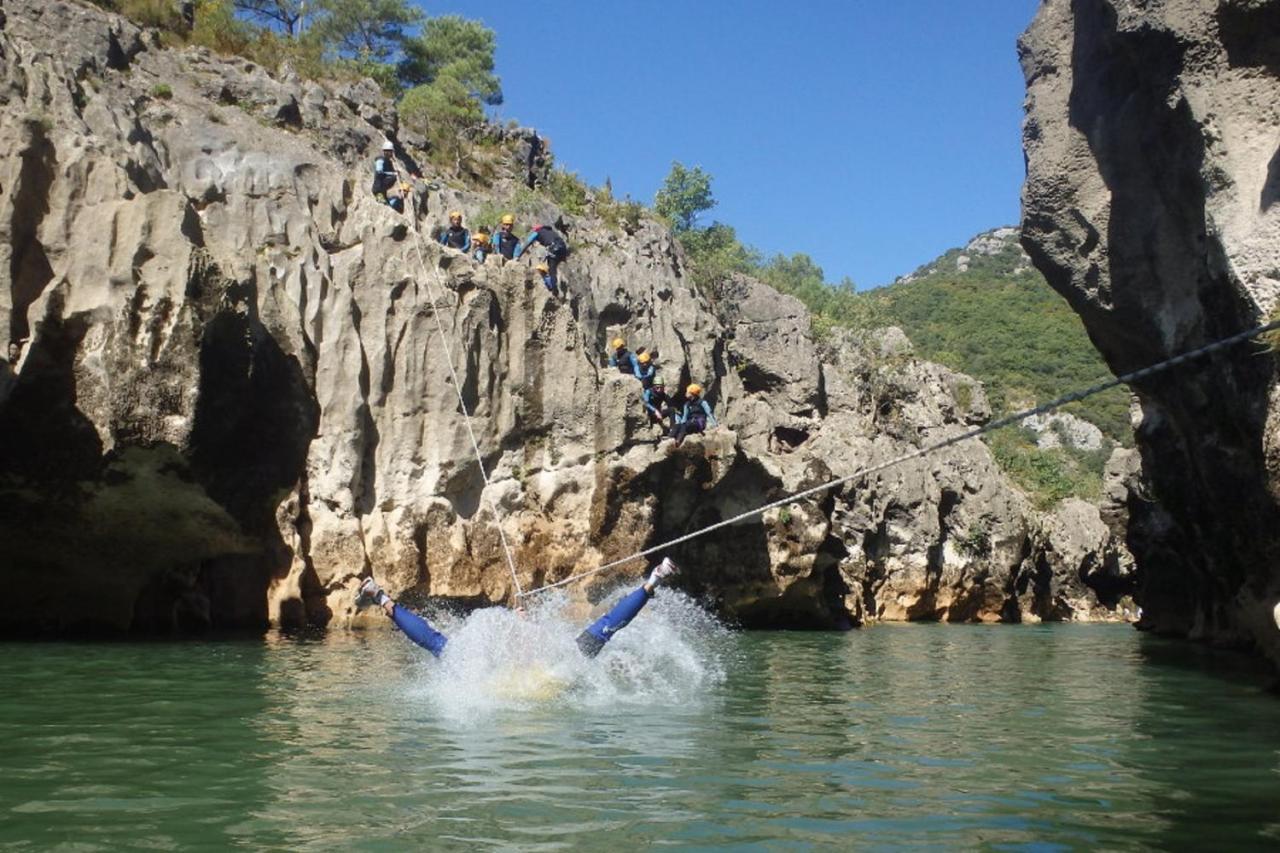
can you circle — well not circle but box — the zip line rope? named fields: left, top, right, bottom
left=405, top=195, right=524, bottom=598
left=516, top=317, right=1280, bottom=599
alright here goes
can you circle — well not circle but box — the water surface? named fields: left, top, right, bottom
left=2, top=592, right=1278, bottom=850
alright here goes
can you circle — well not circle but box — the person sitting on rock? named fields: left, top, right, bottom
left=643, top=373, right=672, bottom=431
left=520, top=223, right=569, bottom=290
left=372, top=140, right=405, bottom=213
left=440, top=211, right=471, bottom=252
left=354, top=558, right=679, bottom=659
left=472, top=230, right=493, bottom=262
left=671, top=383, right=717, bottom=446
left=494, top=214, right=522, bottom=260
left=607, top=338, right=636, bottom=374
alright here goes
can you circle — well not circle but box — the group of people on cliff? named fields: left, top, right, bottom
left=372, top=141, right=569, bottom=294
left=608, top=338, right=717, bottom=447
left=373, top=141, right=717, bottom=447
left=437, top=210, right=569, bottom=294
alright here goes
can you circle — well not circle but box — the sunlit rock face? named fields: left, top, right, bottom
left=1020, top=0, right=1280, bottom=663
left=0, top=0, right=1129, bottom=635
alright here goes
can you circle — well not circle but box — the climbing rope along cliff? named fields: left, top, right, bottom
left=517, top=318, right=1280, bottom=599
left=407, top=210, right=524, bottom=598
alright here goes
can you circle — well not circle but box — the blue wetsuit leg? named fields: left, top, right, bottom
left=575, top=585, right=651, bottom=657
left=390, top=604, right=448, bottom=658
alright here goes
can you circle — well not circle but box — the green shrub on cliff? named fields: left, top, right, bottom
left=988, top=428, right=1109, bottom=509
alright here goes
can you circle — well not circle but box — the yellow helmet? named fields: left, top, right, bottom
left=501, top=213, right=515, bottom=226
left=448, top=210, right=462, bottom=221
left=637, top=352, right=651, bottom=364
left=687, top=383, right=703, bottom=397
left=475, top=231, right=491, bottom=244
left=536, top=262, right=550, bottom=273
left=611, top=337, right=625, bottom=350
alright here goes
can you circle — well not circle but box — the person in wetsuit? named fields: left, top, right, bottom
left=354, top=558, right=679, bottom=659
left=440, top=211, right=471, bottom=252
left=672, top=383, right=717, bottom=446
left=520, top=223, right=569, bottom=292
left=371, top=141, right=404, bottom=213
left=494, top=214, right=522, bottom=261
left=607, top=338, right=636, bottom=375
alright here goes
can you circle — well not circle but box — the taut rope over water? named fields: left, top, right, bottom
left=517, top=318, right=1280, bottom=599
left=407, top=205, right=524, bottom=598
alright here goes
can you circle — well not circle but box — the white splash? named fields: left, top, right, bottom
left=407, top=587, right=729, bottom=718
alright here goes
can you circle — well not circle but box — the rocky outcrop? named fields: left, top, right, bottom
left=0, top=0, right=1130, bottom=635
left=1021, top=0, right=1280, bottom=663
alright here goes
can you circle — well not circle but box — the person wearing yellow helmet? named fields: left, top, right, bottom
left=607, top=337, right=636, bottom=374
left=439, top=210, right=471, bottom=253
left=671, top=382, right=717, bottom=446
left=633, top=348, right=659, bottom=386
left=472, top=230, right=493, bottom=262
left=494, top=213, right=521, bottom=260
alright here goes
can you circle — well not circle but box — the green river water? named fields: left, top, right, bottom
left=2, top=591, right=1278, bottom=851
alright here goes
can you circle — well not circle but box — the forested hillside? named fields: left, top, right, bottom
left=862, top=228, right=1130, bottom=442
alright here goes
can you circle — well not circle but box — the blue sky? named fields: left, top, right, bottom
left=413, top=1, right=1040, bottom=289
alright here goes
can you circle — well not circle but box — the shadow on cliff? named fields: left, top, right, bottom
left=613, top=444, right=850, bottom=629
left=7, top=117, right=57, bottom=350
left=189, top=277, right=321, bottom=630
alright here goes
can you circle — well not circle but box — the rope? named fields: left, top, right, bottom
left=517, top=317, right=1280, bottom=599
left=404, top=194, right=524, bottom=599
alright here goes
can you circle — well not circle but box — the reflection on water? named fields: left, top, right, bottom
left=1, top=593, right=1278, bottom=850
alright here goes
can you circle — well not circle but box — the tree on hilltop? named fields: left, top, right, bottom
left=310, top=0, right=421, bottom=64
left=233, top=0, right=308, bottom=37
left=399, top=15, right=502, bottom=105
left=655, top=161, right=716, bottom=232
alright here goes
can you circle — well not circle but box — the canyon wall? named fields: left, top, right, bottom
left=1021, top=0, right=1280, bottom=663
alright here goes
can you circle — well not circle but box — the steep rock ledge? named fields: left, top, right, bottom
left=0, top=0, right=1131, bottom=634
left=1020, top=0, right=1280, bottom=663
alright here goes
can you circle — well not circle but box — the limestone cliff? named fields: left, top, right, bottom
left=1021, top=0, right=1280, bottom=662
left=0, top=0, right=1129, bottom=635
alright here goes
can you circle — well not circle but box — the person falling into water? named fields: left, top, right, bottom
left=354, top=558, right=679, bottom=658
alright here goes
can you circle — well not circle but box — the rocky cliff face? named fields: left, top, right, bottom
left=1020, top=0, right=1280, bottom=662
left=0, top=0, right=1131, bottom=635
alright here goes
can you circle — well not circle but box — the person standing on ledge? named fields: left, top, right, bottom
left=440, top=211, right=471, bottom=252
left=371, top=141, right=404, bottom=213
left=494, top=214, right=522, bottom=261
left=354, top=558, right=680, bottom=659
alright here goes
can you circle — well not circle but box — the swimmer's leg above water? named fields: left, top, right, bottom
left=354, top=558, right=679, bottom=659
left=575, top=558, right=678, bottom=657
left=355, top=580, right=449, bottom=657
